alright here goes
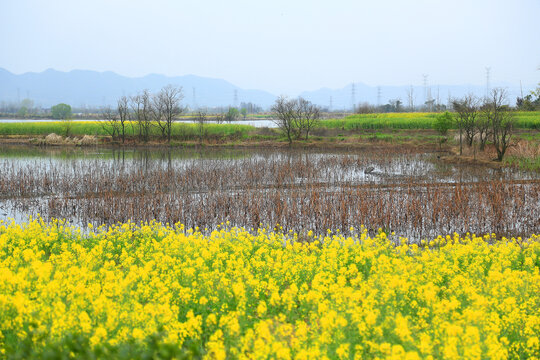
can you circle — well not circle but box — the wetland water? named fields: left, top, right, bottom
left=0, top=145, right=539, bottom=240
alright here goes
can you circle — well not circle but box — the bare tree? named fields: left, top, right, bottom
left=452, top=94, right=479, bottom=155
left=294, top=97, right=321, bottom=140
left=196, top=110, right=207, bottom=143
left=130, top=90, right=153, bottom=142
left=117, top=96, right=129, bottom=144
left=475, top=112, right=491, bottom=151
left=272, top=96, right=321, bottom=144
left=215, top=112, right=225, bottom=124
left=485, top=88, right=515, bottom=161
left=388, top=98, right=403, bottom=112
left=356, top=102, right=376, bottom=114
left=154, top=85, right=184, bottom=143
left=272, top=96, right=297, bottom=145
left=152, top=92, right=166, bottom=139
left=100, top=106, right=120, bottom=140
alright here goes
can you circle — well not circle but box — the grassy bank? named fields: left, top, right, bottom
left=0, top=121, right=254, bottom=139
left=1, top=218, right=539, bottom=359
left=320, top=111, right=540, bottom=130
left=1, top=112, right=538, bottom=138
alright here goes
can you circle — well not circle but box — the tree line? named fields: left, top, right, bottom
left=271, top=96, right=321, bottom=145
left=101, top=85, right=184, bottom=143
left=433, top=88, right=516, bottom=161
left=516, top=83, right=540, bottom=111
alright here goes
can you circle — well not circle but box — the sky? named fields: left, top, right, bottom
left=1, top=0, right=539, bottom=95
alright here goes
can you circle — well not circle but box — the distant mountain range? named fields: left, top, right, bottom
left=0, top=67, right=529, bottom=110
left=0, top=68, right=276, bottom=109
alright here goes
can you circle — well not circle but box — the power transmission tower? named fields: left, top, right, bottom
left=377, top=86, right=382, bottom=107
left=192, top=87, right=197, bottom=110
left=329, top=96, right=333, bottom=111
left=422, top=74, right=428, bottom=104
left=407, top=85, right=414, bottom=111
left=233, top=89, right=238, bottom=108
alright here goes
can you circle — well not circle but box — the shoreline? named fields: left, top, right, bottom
left=0, top=133, right=444, bottom=151
left=1, top=128, right=538, bottom=171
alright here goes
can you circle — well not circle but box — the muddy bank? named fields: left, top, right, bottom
left=0, top=133, right=443, bottom=153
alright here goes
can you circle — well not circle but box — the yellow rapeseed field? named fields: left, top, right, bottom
left=0, top=218, right=539, bottom=359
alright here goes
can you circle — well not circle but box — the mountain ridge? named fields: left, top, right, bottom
left=0, top=68, right=277, bottom=109
left=0, top=68, right=528, bottom=110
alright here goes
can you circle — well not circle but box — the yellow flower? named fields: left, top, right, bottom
left=0, top=219, right=538, bottom=358
left=256, top=301, right=267, bottom=317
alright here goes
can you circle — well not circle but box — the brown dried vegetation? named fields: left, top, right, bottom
left=0, top=148, right=538, bottom=239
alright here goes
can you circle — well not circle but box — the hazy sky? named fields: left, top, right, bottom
left=1, top=0, right=539, bottom=94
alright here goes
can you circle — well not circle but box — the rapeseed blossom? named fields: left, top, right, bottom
left=0, top=218, right=539, bottom=359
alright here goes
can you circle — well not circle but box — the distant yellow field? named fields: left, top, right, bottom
left=320, top=111, right=540, bottom=130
